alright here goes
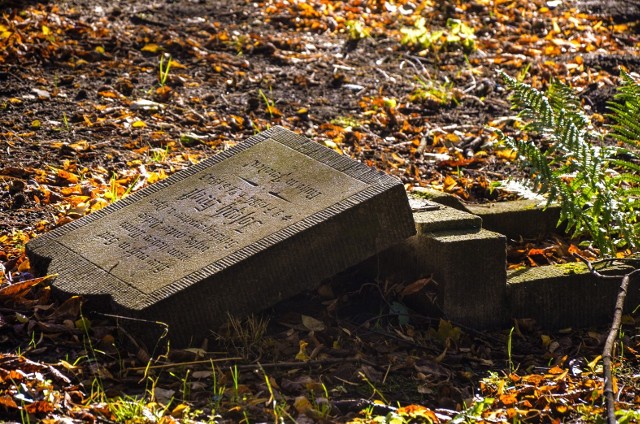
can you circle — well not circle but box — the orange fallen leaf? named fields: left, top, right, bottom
left=25, top=400, right=54, bottom=414
left=57, top=169, right=79, bottom=184
left=98, top=90, right=119, bottom=99
left=443, top=175, right=457, bottom=192
left=500, top=393, right=518, bottom=406
left=0, top=274, right=56, bottom=299
left=0, top=394, right=17, bottom=409
left=548, top=365, right=564, bottom=375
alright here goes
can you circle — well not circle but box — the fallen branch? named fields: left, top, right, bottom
left=575, top=255, right=640, bottom=423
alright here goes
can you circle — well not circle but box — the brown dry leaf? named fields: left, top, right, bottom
left=294, top=396, right=312, bottom=414
left=25, top=400, right=55, bottom=414
left=155, top=85, right=172, bottom=100
left=400, top=277, right=432, bottom=297
left=18, top=257, right=30, bottom=272
left=49, top=296, right=82, bottom=321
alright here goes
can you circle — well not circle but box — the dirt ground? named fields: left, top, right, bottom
left=1, top=0, right=640, bottom=422
left=1, top=0, right=636, bottom=236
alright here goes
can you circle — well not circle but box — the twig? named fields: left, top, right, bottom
left=601, top=268, right=640, bottom=424
left=127, top=356, right=375, bottom=372
left=126, top=356, right=244, bottom=371
left=574, top=254, right=640, bottom=423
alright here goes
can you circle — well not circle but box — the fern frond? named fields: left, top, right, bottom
left=495, top=70, right=640, bottom=255
left=609, top=71, right=640, bottom=148
left=501, top=72, right=555, bottom=131
left=614, top=172, right=640, bottom=185
left=548, top=78, right=590, bottom=131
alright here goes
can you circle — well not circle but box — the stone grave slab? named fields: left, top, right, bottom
left=26, top=126, right=416, bottom=346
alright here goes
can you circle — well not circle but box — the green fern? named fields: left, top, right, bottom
left=496, top=71, right=640, bottom=255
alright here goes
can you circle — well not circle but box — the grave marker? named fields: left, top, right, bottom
left=27, top=127, right=416, bottom=345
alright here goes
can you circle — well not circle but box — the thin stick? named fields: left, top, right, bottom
left=126, top=357, right=244, bottom=371
left=575, top=253, right=640, bottom=423
left=601, top=269, right=640, bottom=424
left=127, top=356, right=374, bottom=372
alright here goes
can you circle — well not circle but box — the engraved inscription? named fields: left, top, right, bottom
left=58, top=138, right=369, bottom=294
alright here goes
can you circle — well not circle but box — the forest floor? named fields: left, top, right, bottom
left=1, top=0, right=640, bottom=422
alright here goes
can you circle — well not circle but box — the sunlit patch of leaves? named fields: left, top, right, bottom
left=400, top=17, right=476, bottom=55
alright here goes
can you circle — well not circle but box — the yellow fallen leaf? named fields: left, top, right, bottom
left=171, top=403, right=189, bottom=418
left=497, top=149, right=517, bottom=161
left=142, top=43, right=161, bottom=53
left=588, top=355, right=602, bottom=370
left=295, top=340, right=310, bottom=361
left=0, top=24, right=11, bottom=39
left=169, top=59, right=187, bottom=69
left=443, top=175, right=457, bottom=192
left=445, top=133, right=460, bottom=143
left=541, top=334, right=552, bottom=348
left=132, top=120, right=147, bottom=128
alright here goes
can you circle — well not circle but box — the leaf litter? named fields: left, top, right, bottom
left=1, top=0, right=640, bottom=421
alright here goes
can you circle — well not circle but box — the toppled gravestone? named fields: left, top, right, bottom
left=26, top=126, right=416, bottom=346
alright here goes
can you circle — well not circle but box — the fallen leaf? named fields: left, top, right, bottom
left=301, top=314, right=325, bottom=332
left=294, top=396, right=312, bottom=414
left=401, top=277, right=432, bottom=297
left=0, top=275, right=55, bottom=300
left=295, top=340, right=310, bottom=361
left=142, top=43, right=162, bottom=53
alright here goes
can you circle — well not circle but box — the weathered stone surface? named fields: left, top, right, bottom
left=416, top=229, right=508, bottom=328
left=26, top=126, right=415, bottom=346
left=465, top=199, right=562, bottom=238
left=508, top=263, right=640, bottom=328
left=413, top=203, right=481, bottom=234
